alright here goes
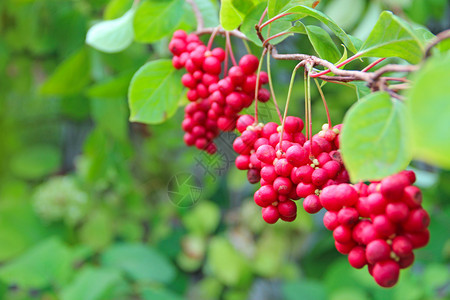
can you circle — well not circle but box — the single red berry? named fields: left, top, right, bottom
left=262, top=205, right=280, bottom=224
left=273, top=177, right=293, bottom=195
left=352, top=220, right=371, bottom=244
left=392, top=236, right=413, bottom=257
left=274, top=158, right=294, bottom=177
left=404, top=229, right=430, bottom=249
left=256, top=144, right=276, bottom=164
left=360, top=223, right=381, bottom=245
left=303, top=194, right=322, bottom=214
left=333, top=225, right=353, bottom=244
left=278, top=200, right=297, bottom=218
left=398, top=252, right=415, bottom=269
left=366, top=239, right=391, bottom=264
left=203, top=56, right=221, bottom=75
left=241, top=129, right=259, bottom=145
left=261, top=165, right=277, bottom=183
left=261, top=122, right=278, bottom=138
left=322, top=160, right=341, bottom=179
left=259, top=71, right=269, bottom=84
left=296, top=182, right=316, bottom=198
left=168, top=38, right=186, bottom=56
left=233, top=137, right=251, bottom=155
left=254, top=137, right=269, bottom=150
left=316, top=152, right=332, bottom=166
left=291, top=165, right=314, bottom=184
left=181, top=73, right=197, bottom=89
left=247, top=168, right=260, bottom=184
left=172, top=30, right=187, bottom=40
left=337, top=207, right=359, bottom=227
left=235, top=155, right=250, bottom=170
left=372, top=214, right=396, bottom=237
left=348, top=246, right=367, bottom=269
left=311, top=168, right=329, bottom=187
left=367, top=192, right=387, bottom=216
left=380, top=173, right=410, bottom=201
left=257, top=88, right=270, bottom=102
left=373, top=260, right=400, bottom=288
left=402, top=186, right=422, bottom=208
left=402, top=208, right=430, bottom=232
left=211, top=47, right=226, bottom=61
left=286, top=145, right=309, bottom=167
left=335, top=240, right=357, bottom=254
left=236, top=115, right=254, bottom=133
left=226, top=92, right=243, bottom=110
left=239, top=54, right=259, bottom=74
left=323, top=211, right=339, bottom=230
left=218, top=78, right=234, bottom=95
left=386, top=202, right=409, bottom=223
left=183, top=133, right=195, bottom=146
left=228, top=66, right=245, bottom=85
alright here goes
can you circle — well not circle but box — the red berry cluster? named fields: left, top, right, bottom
left=319, top=170, right=429, bottom=287
left=169, top=30, right=270, bottom=154
left=233, top=115, right=349, bottom=224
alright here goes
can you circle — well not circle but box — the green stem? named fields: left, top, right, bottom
left=267, top=50, right=282, bottom=122
left=313, top=78, right=331, bottom=128
left=279, top=64, right=300, bottom=147
left=254, top=48, right=268, bottom=123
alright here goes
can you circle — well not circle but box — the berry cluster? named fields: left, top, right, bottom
left=233, top=115, right=349, bottom=224
left=169, top=30, right=270, bottom=154
left=319, top=171, right=429, bottom=287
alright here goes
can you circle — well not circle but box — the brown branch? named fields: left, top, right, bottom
left=424, top=28, right=450, bottom=58
left=186, top=0, right=204, bottom=31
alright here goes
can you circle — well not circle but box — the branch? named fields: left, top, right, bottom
left=186, top=0, right=204, bottom=31
left=424, top=28, right=450, bottom=58
left=194, top=27, right=249, bottom=41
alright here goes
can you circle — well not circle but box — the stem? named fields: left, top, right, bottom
left=226, top=32, right=237, bottom=66
left=195, top=27, right=249, bottom=40
left=362, top=58, right=386, bottom=72
left=206, top=26, right=220, bottom=51
left=254, top=48, right=268, bottom=123
left=242, top=39, right=252, bottom=55
left=224, top=38, right=229, bottom=77
left=185, top=0, right=204, bottom=31
left=307, top=65, right=313, bottom=154
left=310, top=53, right=362, bottom=78
left=263, top=31, right=292, bottom=47
left=279, top=64, right=301, bottom=147
left=314, top=78, right=331, bottom=128
left=424, top=28, right=450, bottom=58
left=260, top=13, right=293, bottom=30
left=304, top=69, right=309, bottom=140
left=258, top=7, right=268, bottom=28
left=266, top=50, right=283, bottom=122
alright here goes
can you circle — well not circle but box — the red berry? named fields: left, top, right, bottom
left=233, top=137, right=251, bottom=155
left=172, top=30, right=187, bottom=40
left=257, top=88, right=270, bottom=102
left=284, top=116, right=304, bottom=133
left=333, top=225, right=353, bottom=244
left=385, top=202, right=409, bottom=223
left=286, top=145, right=309, bottom=167
left=373, top=260, right=399, bottom=288
left=274, top=158, right=294, bottom=177
left=239, top=54, right=259, bottom=75
left=366, top=239, right=391, bottom=264
left=303, top=194, right=322, bottom=214
left=226, top=92, right=243, bottom=110
left=261, top=122, right=278, bottom=138
left=402, top=186, right=422, bottom=208
left=218, top=78, right=234, bottom=95
left=255, top=185, right=277, bottom=207
left=203, top=56, right=221, bottom=75
left=228, top=66, right=245, bottom=85
left=168, top=38, right=186, bottom=56
left=311, top=168, right=329, bottom=187
left=262, top=206, right=280, bottom=224
left=373, top=214, right=396, bottom=237
left=181, top=73, right=197, bottom=89
left=402, top=208, right=430, bottom=232
left=322, top=160, right=341, bottom=179
left=278, top=200, right=297, bottom=218
left=291, top=165, right=313, bottom=184
left=273, top=177, right=293, bottom=195
left=348, top=246, right=367, bottom=269
left=241, top=129, right=259, bottom=145
left=259, top=71, right=269, bottom=84
left=254, top=138, right=269, bottom=150
left=211, top=47, right=226, bottom=61
left=236, top=115, right=254, bottom=133
left=380, top=173, right=410, bottom=201
left=256, top=144, right=276, bottom=164
left=337, top=207, right=359, bottom=227
left=356, top=197, right=371, bottom=218
left=404, top=229, right=430, bottom=249
left=323, top=211, right=339, bottom=230
left=367, top=192, right=387, bottom=215
left=335, top=240, right=357, bottom=254
left=296, top=182, right=316, bottom=198
left=392, top=236, right=413, bottom=257
left=235, top=155, right=250, bottom=170
left=247, top=168, right=260, bottom=184
left=398, top=252, right=415, bottom=269
left=261, top=165, right=277, bottom=183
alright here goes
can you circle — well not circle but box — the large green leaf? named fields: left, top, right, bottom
left=0, top=238, right=72, bottom=288
left=240, top=3, right=292, bottom=46
left=341, top=92, right=411, bottom=182
left=219, top=0, right=244, bottom=30
left=61, top=267, right=127, bottom=300
left=291, top=22, right=341, bottom=63
left=101, top=243, right=176, bottom=284
left=86, top=7, right=135, bottom=53
left=128, top=59, right=183, bottom=124
left=133, top=0, right=184, bottom=43
left=358, top=11, right=424, bottom=63
left=41, top=47, right=91, bottom=96
left=407, top=54, right=450, bottom=169
left=283, top=280, right=327, bottom=300
left=268, top=0, right=317, bottom=18
left=284, top=5, right=357, bottom=53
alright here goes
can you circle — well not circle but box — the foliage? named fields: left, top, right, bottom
left=0, top=0, right=449, bottom=299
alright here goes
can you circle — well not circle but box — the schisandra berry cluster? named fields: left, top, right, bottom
left=233, top=115, right=349, bottom=223
left=319, top=171, right=429, bottom=287
left=169, top=30, right=270, bottom=154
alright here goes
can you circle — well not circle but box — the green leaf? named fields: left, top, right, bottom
left=219, top=0, right=244, bottom=30
left=87, top=71, right=134, bottom=99
left=101, top=243, right=176, bottom=284
left=140, top=287, right=184, bottom=300
left=79, top=210, right=114, bottom=251
left=86, top=7, right=135, bottom=53
left=407, top=54, right=450, bottom=169
left=133, top=0, right=184, bottom=43
left=284, top=5, right=357, bottom=53
left=182, top=201, right=220, bottom=235
left=128, top=59, right=183, bottom=124
left=104, top=0, right=133, bottom=19
left=41, top=48, right=91, bottom=96
left=358, top=11, right=424, bottom=63
left=10, top=145, right=61, bottom=180
left=0, top=238, right=72, bottom=288
left=194, top=0, right=220, bottom=28
left=61, top=267, right=127, bottom=300
left=291, top=22, right=341, bottom=63
left=268, top=0, right=317, bottom=18
left=241, top=3, right=292, bottom=46
left=341, top=92, right=411, bottom=182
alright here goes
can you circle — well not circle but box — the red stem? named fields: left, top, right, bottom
left=310, top=53, right=362, bottom=78
left=362, top=58, right=386, bottom=72
left=258, top=7, right=268, bottom=28
left=225, top=32, right=237, bottom=66
left=206, top=27, right=220, bottom=51
left=263, top=31, right=292, bottom=47
left=260, top=13, right=293, bottom=30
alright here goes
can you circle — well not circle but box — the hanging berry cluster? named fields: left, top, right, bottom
left=169, top=28, right=430, bottom=288
left=169, top=30, right=270, bottom=154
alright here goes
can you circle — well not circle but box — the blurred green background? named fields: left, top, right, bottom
left=0, top=0, right=449, bottom=299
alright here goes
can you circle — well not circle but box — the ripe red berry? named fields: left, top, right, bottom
left=203, top=56, right=221, bottom=75
left=235, top=155, right=250, bottom=170
left=284, top=116, right=304, bottom=133
left=239, top=54, right=259, bottom=75
left=278, top=200, right=297, bottom=218
left=380, top=173, right=410, bottom=201
left=367, top=192, right=387, bottom=215
left=348, top=246, right=367, bottom=269
left=398, top=252, right=415, bottom=269
left=296, top=182, right=316, bottom=198
left=286, top=145, right=309, bottom=167
left=247, top=168, right=260, bottom=184
left=373, top=260, right=400, bottom=288
left=211, top=47, right=226, bottom=61
left=392, top=236, right=413, bottom=257
left=262, top=206, right=280, bottom=224
left=311, top=168, right=329, bottom=187
left=274, top=158, right=294, bottom=177
left=168, top=38, right=186, bottom=56
left=402, top=186, right=422, bottom=208
left=225, top=92, right=243, bottom=110
left=257, top=88, right=270, bottom=102
left=256, top=144, right=276, bottom=164
left=372, top=214, right=396, bottom=237
left=228, top=66, right=245, bottom=85
left=404, top=229, right=430, bottom=249
left=291, top=165, right=314, bottom=184
left=337, top=207, right=359, bottom=227
left=273, top=177, right=293, bottom=195
left=335, top=240, right=357, bottom=254
left=402, top=208, right=430, bottom=232
left=303, top=194, right=323, bottom=214
left=333, top=225, right=353, bottom=243
left=323, top=211, right=339, bottom=230
left=385, top=202, right=409, bottom=223
left=366, top=239, right=391, bottom=264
